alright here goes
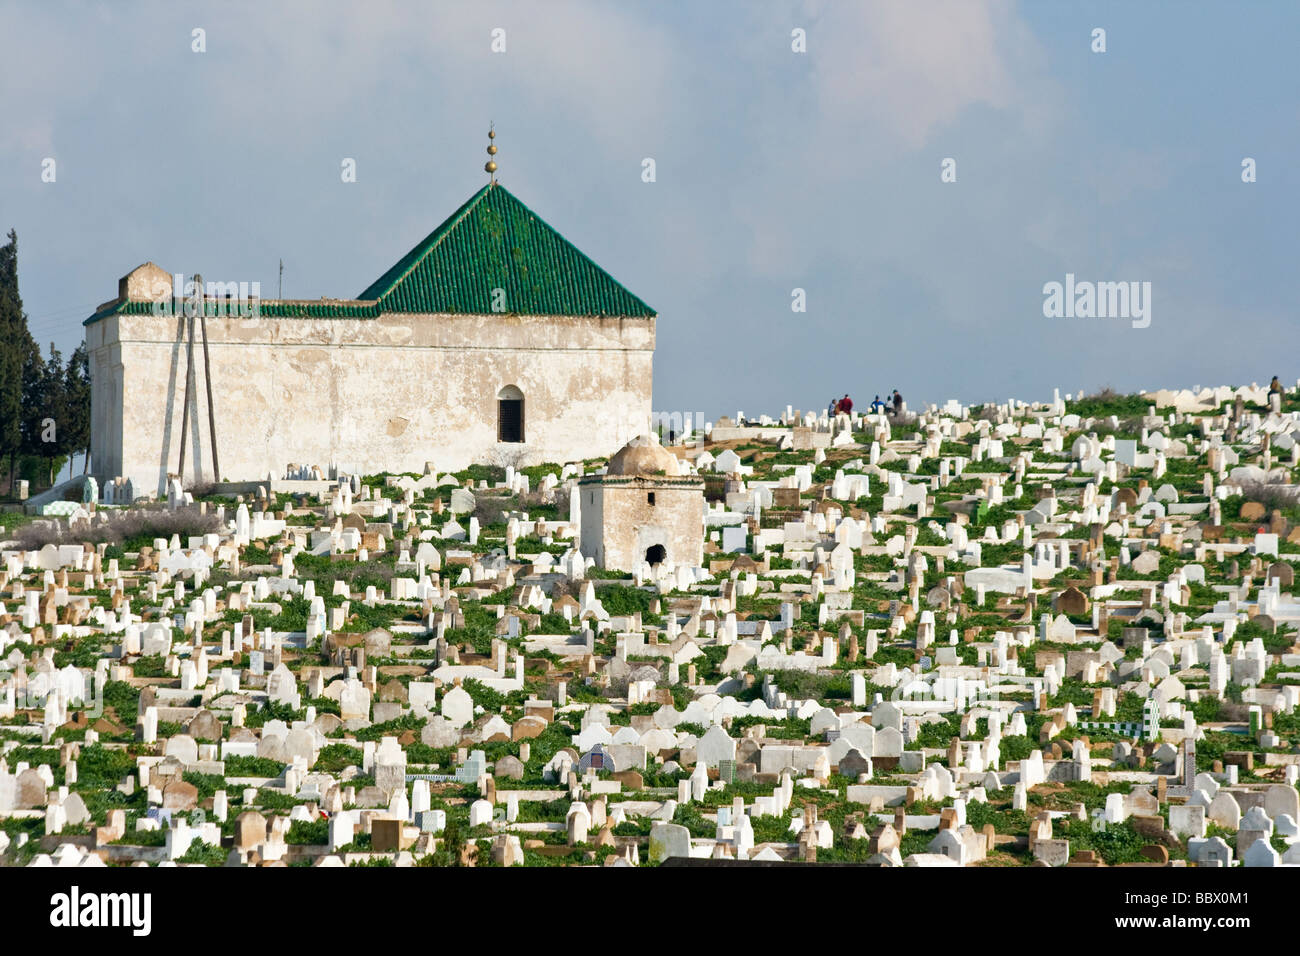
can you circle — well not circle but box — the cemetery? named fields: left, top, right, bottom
left=2, top=385, right=1300, bottom=868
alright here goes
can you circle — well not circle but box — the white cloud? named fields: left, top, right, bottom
left=807, top=0, right=1023, bottom=154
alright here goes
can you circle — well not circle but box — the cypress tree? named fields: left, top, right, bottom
left=64, top=342, right=92, bottom=478
left=28, top=344, right=67, bottom=487
left=0, top=229, right=34, bottom=493
left=18, top=339, right=46, bottom=486
left=0, top=230, right=90, bottom=490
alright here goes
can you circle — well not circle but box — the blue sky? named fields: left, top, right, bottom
left=2, top=0, right=1297, bottom=421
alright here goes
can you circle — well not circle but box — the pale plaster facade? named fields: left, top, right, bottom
left=87, top=292, right=653, bottom=496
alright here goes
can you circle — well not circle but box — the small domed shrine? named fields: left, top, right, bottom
left=578, top=434, right=704, bottom=573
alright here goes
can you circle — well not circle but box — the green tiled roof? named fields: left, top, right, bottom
left=358, top=182, right=656, bottom=317
left=84, top=182, right=655, bottom=326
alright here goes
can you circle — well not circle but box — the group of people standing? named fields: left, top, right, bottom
left=829, top=390, right=904, bottom=418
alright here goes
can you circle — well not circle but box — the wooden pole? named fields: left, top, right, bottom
left=200, top=309, right=220, bottom=482
left=177, top=279, right=198, bottom=481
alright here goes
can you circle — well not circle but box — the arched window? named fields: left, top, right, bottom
left=497, top=385, right=524, bottom=443
left=645, top=544, right=667, bottom=566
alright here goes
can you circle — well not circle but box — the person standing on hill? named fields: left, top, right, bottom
left=892, top=390, right=903, bottom=417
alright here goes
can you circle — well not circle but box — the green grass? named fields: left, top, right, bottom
left=112, top=827, right=168, bottom=848
left=0, top=510, right=36, bottom=533
left=223, top=755, right=285, bottom=778
left=1055, top=818, right=1149, bottom=865
left=1066, top=392, right=1152, bottom=419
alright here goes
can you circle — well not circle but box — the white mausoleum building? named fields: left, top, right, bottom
left=84, top=155, right=656, bottom=497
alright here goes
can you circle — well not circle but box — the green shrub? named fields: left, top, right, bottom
left=182, top=771, right=225, bottom=800
left=74, top=745, right=136, bottom=790
left=313, top=743, right=363, bottom=773
left=462, top=678, right=507, bottom=712
left=286, top=819, right=329, bottom=845
left=596, top=584, right=658, bottom=616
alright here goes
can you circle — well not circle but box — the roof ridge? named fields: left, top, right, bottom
left=357, top=182, right=494, bottom=303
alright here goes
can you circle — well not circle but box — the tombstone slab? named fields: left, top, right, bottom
left=648, top=822, right=692, bottom=863
left=162, top=780, right=199, bottom=812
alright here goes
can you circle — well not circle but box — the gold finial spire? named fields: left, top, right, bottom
left=484, top=124, right=498, bottom=182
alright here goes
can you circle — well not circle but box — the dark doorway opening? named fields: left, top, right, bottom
left=498, top=398, right=524, bottom=443
left=645, top=544, right=667, bottom=566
